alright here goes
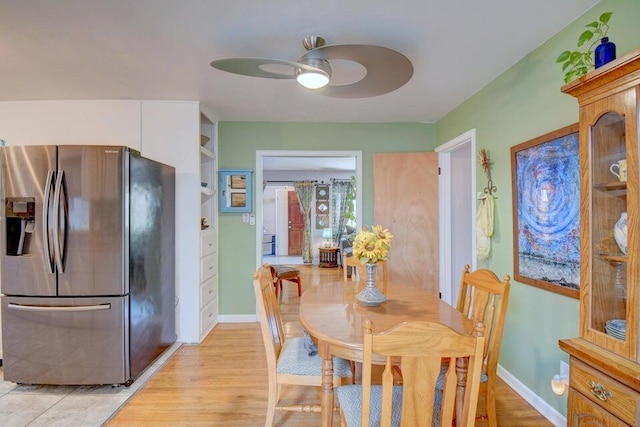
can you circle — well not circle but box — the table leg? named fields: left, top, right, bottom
left=319, top=340, right=334, bottom=427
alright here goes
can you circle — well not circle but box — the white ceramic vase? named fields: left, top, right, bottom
left=614, top=211, right=628, bottom=255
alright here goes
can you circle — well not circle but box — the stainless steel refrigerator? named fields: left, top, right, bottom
left=0, top=145, right=175, bottom=385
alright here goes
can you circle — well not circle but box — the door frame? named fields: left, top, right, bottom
left=436, top=129, right=477, bottom=305
left=255, top=150, right=363, bottom=269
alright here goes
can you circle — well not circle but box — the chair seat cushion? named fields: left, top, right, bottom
left=277, top=337, right=352, bottom=377
left=336, top=384, right=403, bottom=427
left=271, top=264, right=300, bottom=280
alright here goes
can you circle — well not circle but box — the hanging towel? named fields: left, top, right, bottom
left=476, top=195, right=494, bottom=260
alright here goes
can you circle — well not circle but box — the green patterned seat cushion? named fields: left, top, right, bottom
left=336, top=384, right=403, bottom=426
left=337, top=384, right=448, bottom=426
left=276, top=337, right=352, bottom=377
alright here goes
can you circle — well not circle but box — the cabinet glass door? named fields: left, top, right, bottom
left=583, top=88, right=636, bottom=359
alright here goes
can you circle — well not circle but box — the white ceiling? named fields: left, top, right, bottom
left=0, top=0, right=598, bottom=123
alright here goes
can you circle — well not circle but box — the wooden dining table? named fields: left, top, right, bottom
left=299, top=280, right=475, bottom=426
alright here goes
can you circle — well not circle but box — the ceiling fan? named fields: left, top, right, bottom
left=210, top=36, right=413, bottom=98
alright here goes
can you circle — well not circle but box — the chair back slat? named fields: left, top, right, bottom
left=253, top=265, right=285, bottom=374
left=360, top=319, right=485, bottom=427
left=380, top=358, right=395, bottom=426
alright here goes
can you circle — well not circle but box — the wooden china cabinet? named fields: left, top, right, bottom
left=559, top=48, right=640, bottom=426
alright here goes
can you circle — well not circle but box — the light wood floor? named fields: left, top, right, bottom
left=107, top=265, right=553, bottom=426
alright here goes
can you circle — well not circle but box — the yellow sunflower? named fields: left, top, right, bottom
left=352, top=225, right=393, bottom=264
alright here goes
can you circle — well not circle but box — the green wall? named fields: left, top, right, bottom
left=217, top=122, right=434, bottom=314
left=435, top=0, right=640, bottom=414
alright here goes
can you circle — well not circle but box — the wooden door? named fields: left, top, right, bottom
left=288, top=191, right=304, bottom=255
left=374, top=152, right=439, bottom=295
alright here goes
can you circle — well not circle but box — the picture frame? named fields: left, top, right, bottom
left=231, top=193, right=247, bottom=207
left=315, top=184, right=329, bottom=201
left=316, top=214, right=329, bottom=229
left=219, top=169, right=253, bottom=213
left=230, top=175, right=246, bottom=189
left=316, top=200, right=329, bottom=215
left=510, top=123, right=580, bottom=299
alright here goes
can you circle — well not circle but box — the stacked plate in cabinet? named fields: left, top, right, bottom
left=605, top=319, right=627, bottom=340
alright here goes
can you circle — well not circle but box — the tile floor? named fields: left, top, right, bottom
left=0, top=342, right=181, bottom=427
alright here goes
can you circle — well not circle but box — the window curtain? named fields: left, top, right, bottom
left=294, top=181, right=315, bottom=264
left=330, top=179, right=353, bottom=246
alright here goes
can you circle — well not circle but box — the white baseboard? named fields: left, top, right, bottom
left=497, top=365, right=566, bottom=427
left=217, top=314, right=258, bottom=323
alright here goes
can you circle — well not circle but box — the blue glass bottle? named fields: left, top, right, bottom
left=595, top=37, right=616, bottom=68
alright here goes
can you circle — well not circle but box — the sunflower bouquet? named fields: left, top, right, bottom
left=352, top=225, right=393, bottom=264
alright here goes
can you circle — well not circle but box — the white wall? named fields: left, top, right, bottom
left=0, top=100, right=141, bottom=148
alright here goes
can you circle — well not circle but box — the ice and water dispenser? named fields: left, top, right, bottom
left=5, top=197, right=35, bottom=256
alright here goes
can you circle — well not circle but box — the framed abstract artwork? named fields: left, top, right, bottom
left=510, top=123, right=580, bottom=299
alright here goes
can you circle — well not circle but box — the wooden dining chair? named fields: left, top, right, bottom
left=342, top=254, right=388, bottom=294
left=265, top=263, right=302, bottom=299
left=342, top=253, right=361, bottom=281
left=336, top=319, right=485, bottom=427
left=253, top=265, right=353, bottom=427
left=455, top=264, right=511, bottom=427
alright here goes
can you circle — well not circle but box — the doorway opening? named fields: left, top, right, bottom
left=255, top=150, right=363, bottom=269
left=437, top=130, right=477, bottom=305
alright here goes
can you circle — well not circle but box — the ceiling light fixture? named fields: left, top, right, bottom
left=210, top=35, right=413, bottom=98
left=295, top=58, right=332, bottom=89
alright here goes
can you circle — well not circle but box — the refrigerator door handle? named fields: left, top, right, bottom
left=42, top=170, right=55, bottom=274
left=7, top=302, right=111, bottom=312
left=52, top=169, right=68, bottom=273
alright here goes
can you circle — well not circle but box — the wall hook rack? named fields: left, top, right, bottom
left=483, top=178, right=498, bottom=199
left=478, top=148, right=498, bottom=199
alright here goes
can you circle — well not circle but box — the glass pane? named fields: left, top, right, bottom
left=590, top=111, right=628, bottom=342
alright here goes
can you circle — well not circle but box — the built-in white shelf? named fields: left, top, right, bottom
left=200, top=146, right=215, bottom=160
left=201, top=186, right=215, bottom=197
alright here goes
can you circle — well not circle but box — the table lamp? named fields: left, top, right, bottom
left=322, top=228, right=333, bottom=247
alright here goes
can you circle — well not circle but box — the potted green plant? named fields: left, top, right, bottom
left=344, top=175, right=356, bottom=228
left=556, top=12, right=613, bottom=84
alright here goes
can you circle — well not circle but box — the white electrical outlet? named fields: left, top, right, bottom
left=560, top=360, right=569, bottom=380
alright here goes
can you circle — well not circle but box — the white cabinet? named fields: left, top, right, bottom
left=199, top=228, right=218, bottom=339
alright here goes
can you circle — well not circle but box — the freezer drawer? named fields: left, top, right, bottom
left=1, top=295, right=130, bottom=385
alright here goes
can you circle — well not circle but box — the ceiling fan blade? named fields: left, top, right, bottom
left=210, top=57, right=325, bottom=79
left=210, top=58, right=297, bottom=79
left=303, top=44, right=413, bottom=98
